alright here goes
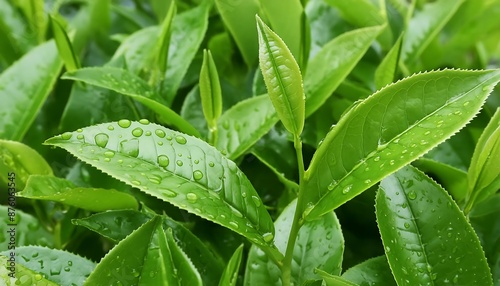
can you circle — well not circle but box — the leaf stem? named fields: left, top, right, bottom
left=281, top=135, right=306, bottom=285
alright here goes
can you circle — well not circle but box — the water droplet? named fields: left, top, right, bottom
left=77, top=134, right=84, bottom=140
left=131, top=180, right=141, bottom=186
left=145, top=131, right=151, bottom=136
left=104, top=151, right=115, bottom=158
left=186, top=193, right=198, bottom=203
left=61, top=132, right=72, bottom=140
left=107, top=125, right=114, bottom=131
left=119, top=139, right=139, bottom=157
left=95, top=133, right=109, bottom=148
left=262, top=233, right=274, bottom=243
left=132, top=127, right=143, bottom=137
left=77, top=128, right=83, bottom=133
left=209, top=162, right=215, bottom=167
left=222, top=121, right=230, bottom=129
left=389, top=160, right=395, bottom=165
left=175, top=135, right=187, bottom=144
left=463, top=101, right=470, bottom=106
left=194, top=159, right=199, bottom=164
left=408, top=191, right=417, bottom=200
left=453, top=111, right=462, bottom=115
left=327, top=181, right=336, bottom=191
left=35, top=274, right=43, bottom=281
left=453, top=275, right=459, bottom=283
left=155, top=129, right=166, bottom=138
left=157, top=155, right=169, bottom=167
left=404, top=222, right=410, bottom=229
left=193, top=170, right=203, bottom=180
left=229, top=221, right=239, bottom=228
left=364, top=179, right=372, bottom=184
left=374, top=156, right=380, bottom=162
left=118, top=119, right=131, bottom=128
left=148, top=174, right=162, bottom=184
left=420, top=140, right=428, bottom=145
left=342, top=184, right=352, bottom=195
left=424, top=131, right=431, bottom=135
left=385, top=246, right=391, bottom=253
left=252, top=196, right=261, bottom=207
left=139, top=119, right=150, bottom=125
left=157, top=141, right=163, bottom=146
left=161, top=189, right=177, bottom=197
left=176, top=160, right=183, bottom=166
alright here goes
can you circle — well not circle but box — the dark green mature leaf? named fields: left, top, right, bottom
left=0, top=246, right=95, bottom=285
left=376, top=165, right=493, bottom=286
left=0, top=206, right=53, bottom=248
left=341, top=256, right=396, bottom=286
left=466, top=108, right=500, bottom=209
left=63, top=67, right=200, bottom=137
left=304, top=26, right=383, bottom=117
left=303, top=69, right=500, bottom=220
left=401, top=0, right=465, bottom=65
left=19, top=175, right=138, bottom=211
left=257, top=15, right=305, bottom=136
left=219, top=244, right=244, bottom=286
left=0, top=255, right=58, bottom=285
left=217, top=94, right=278, bottom=160
left=45, top=120, right=276, bottom=248
left=0, top=140, right=52, bottom=189
left=200, top=50, right=223, bottom=129
left=245, top=199, right=343, bottom=285
left=50, top=15, right=80, bottom=72
left=0, top=40, right=62, bottom=140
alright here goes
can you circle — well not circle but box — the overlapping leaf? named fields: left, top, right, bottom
left=303, top=69, right=500, bottom=220
left=0, top=206, right=53, bottom=249
left=341, top=256, right=396, bottom=286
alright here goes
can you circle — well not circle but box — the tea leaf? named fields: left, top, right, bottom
left=219, top=244, right=244, bottom=286
left=154, top=1, right=176, bottom=75
left=50, top=15, right=80, bottom=72
left=0, top=246, right=96, bottom=285
left=216, top=94, right=278, bottom=160
left=341, top=256, right=396, bottom=286
left=0, top=255, right=57, bottom=285
left=375, top=34, right=403, bottom=90
left=0, top=206, right=53, bottom=248
left=0, top=0, right=33, bottom=64
left=245, top=200, right=343, bottom=285
left=62, top=67, right=200, bottom=137
left=304, top=26, right=383, bottom=117
left=256, top=15, right=305, bottom=136
left=303, top=69, right=500, bottom=220
left=19, top=175, right=139, bottom=212
left=376, top=165, right=493, bottom=286
left=317, top=269, right=357, bottom=286
left=45, top=121, right=276, bottom=247
left=325, top=0, right=384, bottom=28
left=200, top=50, right=223, bottom=129
left=0, top=40, right=62, bottom=140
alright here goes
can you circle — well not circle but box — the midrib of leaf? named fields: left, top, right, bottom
left=259, top=20, right=299, bottom=134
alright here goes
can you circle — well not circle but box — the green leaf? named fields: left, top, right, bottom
left=0, top=140, right=52, bottom=189
left=303, top=69, right=500, bottom=220
left=244, top=199, right=344, bottom=285
left=50, top=15, right=80, bottom=72
left=466, top=108, right=500, bottom=209
left=200, top=50, right=223, bottom=129
left=216, top=94, right=278, bottom=160
left=62, top=67, right=200, bottom=137
left=304, top=26, right=383, bottom=117
left=0, top=40, right=62, bottom=140
left=376, top=165, right=493, bottom=286
left=325, top=0, right=384, bottom=28
left=341, top=256, right=397, bottom=286
left=219, top=244, right=244, bottom=286
left=375, top=34, right=403, bottom=90
left=0, top=246, right=96, bottom=285
left=256, top=15, right=305, bottom=136
left=0, top=255, right=58, bottom=285
left=110, top=26, right=157, bottom=75
left=44, top=120, right=276, bottom=248
left=0, top=0, right=33, bottom=64
left=0, top=206, right=53, bottom=248
left=401, top=0, right=465, bottom=65
left=153, top=0, right=176, bottom=75
left=214, top=0, right=260, bottom=66
left=19, top=175, right=139, bottom=212
left=317, top=269, right=358, bottom=286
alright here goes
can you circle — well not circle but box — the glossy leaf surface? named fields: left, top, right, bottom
left=0, top=40, right=62, bottom=140
left=0, top=255, right=57, bottom=285
left=19, top=175, right=138, bottom=212
left=45, top=120, right=275, bottom=247
left=257, top=15, right=305, bottom=136
left=318, top=269, right=357, bottom=286
left=216, top=94, right=278, bottom=160
left=375, top=34, right=403, bottom=90
left=376, top=165, right=493, bottom=286
left=341, top=256, right=396, bottom=286
left=154, top=1, right=176, bottom=75
left=325, top=0, right=384, bottom=28
left=245, top=200, right=343, bottom=285
left=0, top=206, right=53, bottom=248
left=219, top=244, right=244, bottom=286
left=50, top=15, right=80, bottom=72
left=304, top=69, right=500, bottom=220
left=199, top=50, right=223, bottom=128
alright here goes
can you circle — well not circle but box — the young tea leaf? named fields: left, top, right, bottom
left=154, top=0, right=176, bottom=76
left=317, top=269, right=358, bottom=286
left=19, top=175, right=139, bottom=212
left=50, top=15, right=80, bottom=72
left=44, top=120, right=276, bottom=248
left=199, top=49, right=223, bottom=129
left=256, top=15, right=305, bottom=136
left=218, top=244, right=244, bottom=286
left=303, top=69, right=500, bottom=220
left=341, top=256, right=396, bottom=286
left=375, top=34, right=403, bottom=90
left=376, top=165, right=493, bottom=286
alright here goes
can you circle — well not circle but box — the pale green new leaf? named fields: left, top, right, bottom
left=256, top=16, right=305, bottom=136
left=50, top=15, right=80, bottom=72
left=376, top=166, right=493, bottom=285
left=304, top=26, right=383, bottom=117
left=200, top=50, right=223, bottom=128
left=19, top=175, right=139, bottom=212
left=44, top=120, right=276, bottom=248
left=303, top=69, right=500, bottom=220
left=62, top=67, right=200, bottom=137
left=467, top=108, right=500, bottom=208
left=216, top=94, right=278, bottom=160
left=154, top=1, right=176, bottom=75
left=341, top=256, right=396, bottom=286
left=325, top=0, right=384, bottom=27
left=375, top=34, right=403, bottom=90
left=0, top=40, right=62, bottom=140
left=218, top=244, right=244, bottom=286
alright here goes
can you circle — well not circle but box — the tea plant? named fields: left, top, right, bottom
left=1, top=0, right=499, bottom=285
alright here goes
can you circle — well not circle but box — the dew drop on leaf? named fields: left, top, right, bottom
left=95, top=133, right=109, bottom=148
left=131, top=180, right=141, bottom=186
left=118, top=119, right=131, bottom=128
left=251, top=196, right=261, bottom=207
left=107, top=125, right=114, bottom=131
left=160, top=189, right=177, bottom=197
left=262, top=232, right=274, bottom=243
left=155, top=129, right=166, bottom=138
left=157, top=155, right=169, bottom=167
left=186, top=193, right=198, bottom=203
left=139, top=119, right=150, bottom=125
left=132, top=127, right=143, bottom=137
left=193, top=170, right=203, bottom=180
left=229, top=221, right=239, bottom=228
left=119, top=139, right=139, bottom=157
left=408, top=191, right=417, bottom=200
left=175, top=135, right=187, bottom=145
left=208, top=162, right=215, bottom=167
left=342, top=184, right=352, bottom=194
left=104, top=151, right=115, bottom=158
left=176, top=160, right=183, bottom=166
left=61, top=132, right=72, bottom=140
left=404, top=222, right=410, bottom=229
left=145, top=131, right=151, bottom=136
